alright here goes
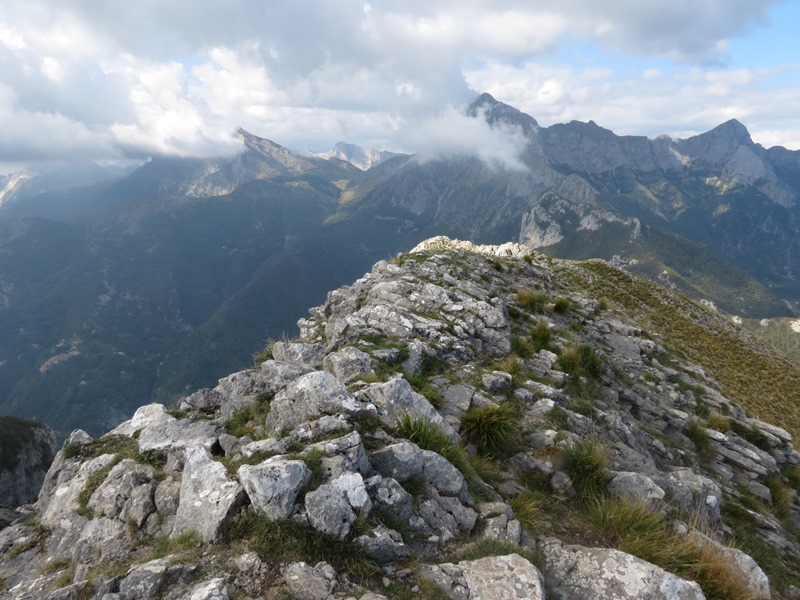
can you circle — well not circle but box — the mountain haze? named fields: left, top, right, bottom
left=1, top=94, right=799, bottom=436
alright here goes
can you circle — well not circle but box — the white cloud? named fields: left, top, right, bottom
left=0, top=0, right=795, bottom=169
left=394, top=105, right=529, bottom=171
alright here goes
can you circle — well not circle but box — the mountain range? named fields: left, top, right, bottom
left=1, top=93, right=799, bottom=436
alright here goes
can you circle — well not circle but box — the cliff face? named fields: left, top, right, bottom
left=1, top=237, right=798, bottom=599
left=0, top=416, right=55, bottom=509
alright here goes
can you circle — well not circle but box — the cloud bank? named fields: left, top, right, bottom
left=0, top=0, right=795, bottom=172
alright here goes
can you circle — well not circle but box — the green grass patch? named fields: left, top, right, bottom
left=224, top=393, right=272, bottom=438
left=729, top=421, right=772, bottom=453
left=509, top=490, right=543, bottom=532
left=452, top=539, right=543, bottom=570
left=553, top=298, right=572, bottom=314
left=231, top=512, right=380, bottom=584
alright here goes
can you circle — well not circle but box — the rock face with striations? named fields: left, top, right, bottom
left=0, top=416, right=56, bottom=509
left=0, top=236, right=798, bottom=599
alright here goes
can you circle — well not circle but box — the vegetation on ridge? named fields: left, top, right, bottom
left=561, top=259, right=800, bottom=440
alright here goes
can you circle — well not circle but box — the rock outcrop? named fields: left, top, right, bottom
left=0, top=416, right=56, bottom=508
left=1, top=236, right=798, bottom=599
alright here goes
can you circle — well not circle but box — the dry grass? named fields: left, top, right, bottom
left=560, top=260, right=800, bottom=441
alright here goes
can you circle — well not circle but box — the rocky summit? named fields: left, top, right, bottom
left=1, top=236, right=799, bottom=599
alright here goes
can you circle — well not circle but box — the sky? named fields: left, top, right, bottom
left=0, top=0, right=799, bottom=173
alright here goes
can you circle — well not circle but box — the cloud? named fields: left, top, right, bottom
left=394, top=105, right=529, bottom=171
left=465, top=61, right=800, bottom=150
left=0, top=0, right=795, bottom=170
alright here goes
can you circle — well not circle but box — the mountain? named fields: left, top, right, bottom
left=1, top=98, right=799, bottom=438
left=315, top=142, right=402, bottom=170
left=0, top=237, right=798, bottom=598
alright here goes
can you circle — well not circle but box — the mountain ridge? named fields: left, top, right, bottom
left=1, top=236, right=798, bottom=599
left=0, top=95, right=799, bottom=437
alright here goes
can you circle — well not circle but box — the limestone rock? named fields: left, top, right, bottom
left=0, top=417, right=56, bottom=507
left=282, top=561, right=337, bottom=600
left=172, top=445, right=245, bottom=543
left=87, top=459, right=156, bottom=527
left=323, top=346, right=375, bottom=383
left=354, top=526, right=410, bottom=564
left=187, top=577, right=229, bottom=600
left=305, top=473, right=370, bottom=539
left=540, top=538, right=705, bottom=600
left=238, top=458, right=311, bottom=520
left=370, top=442, right=470, bottom=503
left=420, top=553, right=545, bottom=600
left=265, top=371, right=362, bottom=435
left=356, top=376, right=457, bottom=441
left=272, top=342, right=327, bottom=367
left=607, top=471, right=666, bottom=507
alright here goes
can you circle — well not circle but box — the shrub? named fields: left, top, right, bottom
left=557, top=344, right=602, bottom=379
left=530, top=320, right=553, bottom=353
left=561, top=439, right=609, bottom=501
left=460, top=403, right=519, bottom=457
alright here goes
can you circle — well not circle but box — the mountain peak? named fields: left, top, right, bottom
left=713, top=118, right=753, bottom=144
left=467, top=92, right=539, bottom=136
left=316, top=142, right=400, bottom=171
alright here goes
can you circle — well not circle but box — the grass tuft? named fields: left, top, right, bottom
left=557, top=344, right=603, bottom=379
left=460, top=404, right=519, bottom=457
left=516, top=290, right=549, bottom=313
left=561, top=439, right=609, bottom=501
left=530, top=320, right=553, bottom=353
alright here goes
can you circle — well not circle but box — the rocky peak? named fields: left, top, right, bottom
left=467, top=92, right=540, bottom=138
left=0, top=236, right=798, bottom=599
left=316, top=142, right=400, bottom=171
